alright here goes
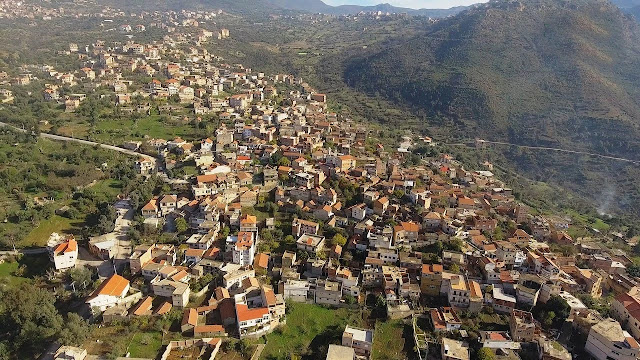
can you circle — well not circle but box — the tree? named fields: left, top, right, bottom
left=0, top=283, right=64, bottom=357
left=221, top=226, right=230, bottom=238
left=175, top=218, right=188, bottom=233
left=450, top=264, right=461, bottom=274
left=278, top=157, right=291, bottom=166
left=331, top=233, right=347, bottom=247
left=57, top=313, right=91, bottom=346
left=422, top=252, right=440, bottom=264
left=235, top=339, right=251, bottom=357
left=68, top=267, right=93, bottom=291
left=284, top=235, right=295, bottom=245
left=476, top=347, right=495, bottom=360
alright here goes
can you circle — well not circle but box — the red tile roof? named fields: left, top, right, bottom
left=236, top=303, right=269, bottom=322
left=91, top=274, right=129, bottom=298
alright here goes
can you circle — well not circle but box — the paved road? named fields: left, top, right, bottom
left=446, top=139, right=640, bottom=165
left=250, top=344, right=266, bottom=360
left=0, top=121, right=156, bottom=161
left=0, top=247, right=47, bottom=256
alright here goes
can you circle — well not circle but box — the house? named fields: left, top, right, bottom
left=430, top=307, right=462, bottom=332
left=184, top=248, right=206, bottom=264
left=424, top=212, right=442, bottom=229
left=152, top=279, right=190, bottom=307
left=446, top=276, right=482, bottom=312
left=253, top=253, right=269, bottom=273
left=292, top=218, right=320, bottom=236
left=479, top=331, right=518, bottom=350
left=348, top=203, right=367, bottom=221
left=158, top=194, right=178, bottom=215
left=141, top=198, right=159, bottom=218
left=373, top=197, right=389, bottom=215
left=239, top=214, right=258, bottom=233
left=131, top=296, right=154, bottom=316
left=297, top=234, right=326, bottom=254
left=181, top=308, right=197, bottom=333
left=223, top=267, right=255, bottom=290
left=88, top=235, right=116, bottom=260
left=47, top=233, right=78, bottom=270
left=492, top=287, right=516, bottom=314
left=393, top=222, right=420, bottom=246
left=495, top=241, right=525, bottom=267
left=313, top=279, right=343, bottom=305
left=52, top=346, right=87, bottom=360
left=342, top=326, right=374, bottom=357
left=279, top=279, right=311, bottom=302
left=510, top=310, right=538, bottom=342
left=326, top=344, right=355, bottom=360
left=421, top=264, right=444, bottom=296
left=86, top=274, right=130, bottom=312
left=441, top=338, right=469, bottom=360
left=236, top=303, right=272, bottom=338
left=328, top=154, right=356, bottom=172
left=537, top=338, right=571, bottom=360
left=611, top=292, right=640, bottom=340
left=232, top=232, right=256, bottom=266
left=135, top=158, right=155, bottom=175
left=585, top=318, right=640, bottom=360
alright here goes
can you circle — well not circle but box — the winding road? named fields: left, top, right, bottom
left=0, top=121, right=157, bottom=161
left=446, top=139, right=640, bottom=165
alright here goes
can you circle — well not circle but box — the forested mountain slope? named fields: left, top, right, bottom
left=343, top=0, right=640, bottom=159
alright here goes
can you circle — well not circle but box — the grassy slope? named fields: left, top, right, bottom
left=343, top=0, right=640, bottom=152
left=260, top=303, right=366, bottom=359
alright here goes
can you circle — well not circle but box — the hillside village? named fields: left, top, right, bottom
left=3, top=2, right=640, bottom=360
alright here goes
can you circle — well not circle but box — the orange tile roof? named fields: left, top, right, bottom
left=400, top=221, right=419, bottom=232
left=263, top=287, right=277, bottom=306
left=236, top=232, right=254, bottom=250
left=197, top=174, right=217, bottom=183
left=185, top=248, right=206, bottom=257
left=182, top=308, right=197, bottom=326
left=240, top=215, right=257, bottom=224
left=235, top=303, right=269, bottom=322
left=54, top=238, right=77, bottom=254
left=132, top=296, right=153, bottom=316
left=91, top=274, right=129, bottom=298
left=194, top=325, right=225, bottom=334
left=488, top=332, right=508, bottom=341
left=142, top=199, right=157, bottom=211
left=254, top=253, right=269, bottom=269
left=154, top=301, right=172, bottom=315
left=422, top=264, right=444, bottom=275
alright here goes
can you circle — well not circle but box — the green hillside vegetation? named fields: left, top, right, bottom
left=0, top=130, right=132, bottom=249
left=325, top=0, right=640, bottom=215
left=344, top=0, right=640, bottom=154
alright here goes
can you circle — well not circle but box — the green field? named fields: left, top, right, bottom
left=372, top=320, right=410, bottom=360
left=92, top=115, right=200, bottom=143
left=260, top=303, right=366, bottom=360
left=0, top=261, right=31, bottom=286
left=128, top=331, right=164, bottom=358
left=22, top=215, right=74, bottom=247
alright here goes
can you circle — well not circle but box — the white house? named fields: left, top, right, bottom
left=152, top=278, right=190, bottom=307
left=236, top=303, right=271, bottom=338
left=47, top=233, right=78, bottom=270
left=585, top=318, right=640, bottom=360
left=232, top=232, right=256, bottom=266
left=342, top=326, right=374, bottom=357
left=86, top=274, right=130, bottom=312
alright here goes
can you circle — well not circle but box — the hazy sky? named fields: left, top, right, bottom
left=322, top=0, right=488, bottom=9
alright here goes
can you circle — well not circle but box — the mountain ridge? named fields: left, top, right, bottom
left=326, top=0, right=640, bottom=214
